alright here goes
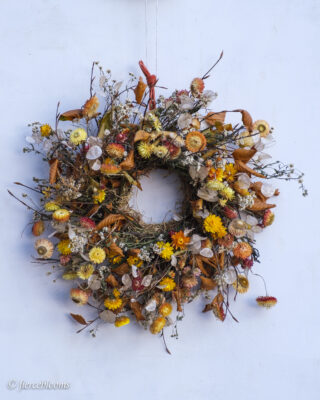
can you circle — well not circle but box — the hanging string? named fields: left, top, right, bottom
left=145, top=0, right=148, bottom=65
left=144, top=0, right=159, bottom=74
left=155, top=0, right=158, bottom=76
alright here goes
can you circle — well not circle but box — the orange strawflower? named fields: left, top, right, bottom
left=171, top=231, right=190, bottom=250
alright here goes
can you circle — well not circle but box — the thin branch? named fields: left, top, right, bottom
left=202, top=51, right=224, bottom=80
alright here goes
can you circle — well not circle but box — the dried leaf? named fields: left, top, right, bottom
left=70, top=313, right=87, bottom=325
left=247, top=198, right=276, bottom=211
left=195, top=255, right=209, bottom=277
left=235, top=160, right=266, bottom=178
left=49, top=159, right=59, bottom=185
left=212, top=293, right=226, bottom=321
left=105, top=274, right=119, bottom=288
left=98, top=110, right=112, bottom=138
left=134, top=130, right=150, bottom=142
left=112, top=263, right=130, bottom=275
left=172, top=289, right=183, bottom=312
left=232, top=148, right=256, bottom=163
left=130, top=300, right=145, bottom=321
left=202, top=293, right=225, bottom=321
left=250, top=181, right=267, bottom=201
left=236, top=109, right=253, bottom=132
left=200, top=276, right=217, bottom=290
left=205, top=111, right=226, bottom=125
left=134, top=77, right=147, bottom=104
left=59, top=109, right=83, bottom=121
left=95, top=214, right=125, bottom=230
left=108, top=242, right=124, bottom=258
left=128, top=248, right=140, bottom=256
left=120, top=150, right=135, bottom=170
left=86, top=205, right=100, bottom=217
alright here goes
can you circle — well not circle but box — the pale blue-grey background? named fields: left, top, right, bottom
left=0, top=0, right=319, bottom=399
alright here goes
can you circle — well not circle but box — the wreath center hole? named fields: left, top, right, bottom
left=129, top=169, right=184, bottom=224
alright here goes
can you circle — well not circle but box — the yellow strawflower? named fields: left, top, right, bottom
left=220, top=186, right=235, bottom=201
left=40, top=124, right=52, bottom=137
left=114, top=316, right=130, bottom=327
left=159, top=277, right=176, bottom=292
left=138, top=142, right=153, bottom=159
left=89, top=247, right=106, bottom=264
left=104, top=297, right=122, bottom=310
left=203, top=214, right=227, bottom=239
left=160, top=243, right=174, bottom=260
left=77, top=264, right=94, bottom=280
left=70, top=128, right=87, bottom=145
left=44, top=201, right=60, bottom=211
left=57, top=239, right=72, bottom=255
left=207, top=180, right=225, bottom=191
left=223, top=163, right=237, bottom=182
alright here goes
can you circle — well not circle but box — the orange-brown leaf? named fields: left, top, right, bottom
left=49, top=159, right=59, bottom=185
left=172, top=289, right=183, bottom=312
left=105, top=274, right=119, bottom=288
left=59, top=109, right=83, bottom=121
left=95, top=214, right=125, bottom=230
left=200, top=276, right=217, bottom=290
left=130, top=300, right=145, bottom=321
left=134, top=130, right=150, bottom=142
left=247, top=198, right=276, bottom=211
left=134, top=77, right=147, bottom=104
left=195, top=255, right=209, bottom=277
left=70, top=313, right=87, bottom=325
left=112, top=263, right=130, bottom=275
left=237, top=109, right=253, bottom=131
left=108, top=242, right=124, bottom=258
left=232, top=148, right=256, bottom=163
left=120, top=149, right=135, bottom=170
left=205, top=112, right=226, bottom=125
left=235, top=160, right=266, bottom=178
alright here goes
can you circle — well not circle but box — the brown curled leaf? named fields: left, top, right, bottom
left=130, top=300, right=145, bottom=321
left=112, top=263, right=130, bottom=275
left=95, top=214, right=126, bottom=230
left=134, top=130, right=150, bottom=142
left=235, top=160, right=266, bottom=178
left=195, top=255, right=209, bottom=277
left=247, top=198, right=276, bottom=212
left=134, top=77, right=147, bottom=104
left=232, top=148, right=256, bottom=163
left=59, top=109, right=83, bottom=121
left=70, top=313, right=87, bottom=325
left=200, top=276, right=217, bottom=290
left=205, top=111, right=226, bottom=126
left=120, top=149, right=135, bottom=170
left=236, top=109, right=253, bottom=131
left=107, top=242, right=124, bottom=258
left=173, top=289, right=183, bottom=312
left=86, top=205, right=100, bottom=217
left=105, top=274, right=119, bottom=288
left=49, top=159, right=59, bottom=185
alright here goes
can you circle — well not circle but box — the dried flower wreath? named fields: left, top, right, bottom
left=11, top=54, right=306, bottom=349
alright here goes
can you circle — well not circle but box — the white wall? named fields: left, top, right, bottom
left=0, top=1, right=319, bottom=399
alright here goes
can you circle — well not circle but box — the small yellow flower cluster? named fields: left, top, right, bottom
left=156, top=241, right=174, bottom=260
left=40, top=124, right=52, bottom=137
left=127, top=256, right=143, bottom=267
left=203, top=214, right=227, bottom=239
left=92, top=189, right=106, bottom=204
